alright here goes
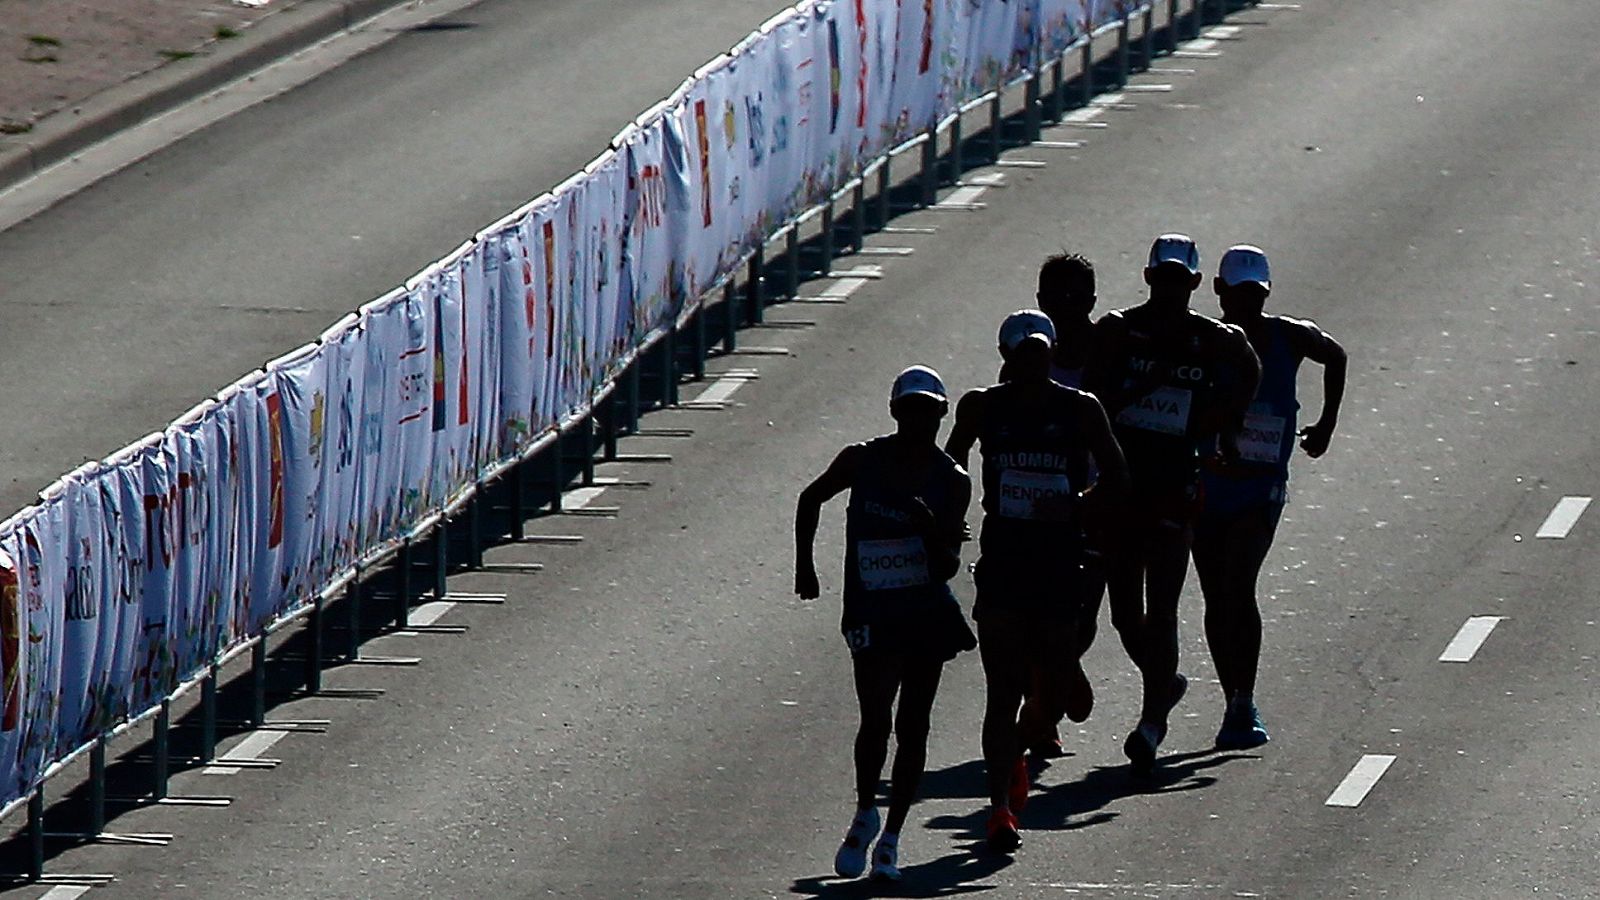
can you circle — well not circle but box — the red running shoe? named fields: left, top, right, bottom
left=986, top=805, right=1021, bottom=853
left=1007, top=755, right=1029, bottom=813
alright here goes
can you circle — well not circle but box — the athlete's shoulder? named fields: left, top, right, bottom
left=931, top=445, right=970, bottom=481
left=1273, top=315, right=1341, bottom=356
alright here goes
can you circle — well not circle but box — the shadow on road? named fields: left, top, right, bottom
left=789, top=846, right=1008, bottom=899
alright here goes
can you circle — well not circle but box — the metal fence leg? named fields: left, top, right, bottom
left=722, top=280, right=739, bottom=353
left=626, top=361, right=642, bottom=434
left=1118, top=18, right=1131, bottom=86
left=201, top=665, right=219, bottom=762
left=250, top=641, right=267, bottom=730
left=90, top=738, right=107, bottom=835
left=920, top=128, right=938, bottom=206
left=467, top=491, right=485, bottom=569
left=1170, top=0, right=1182, bottom=51
left=153, top=700, right=171, bottom=802
left=1050, top=57, right=1065, bottom=121
left=746, top=249, right=765, bottom=324
left=875, top=158, right=891, bottom=226
left=785, top=228, right=801, bottom=298
left=1081, top=38, right=1095, bottom=105
left=397, top=538, right=414, bottom=619
left=660, top=329, right=678, bottom=407
left=1025, top=71, right=1043, bottom=143
left=692, top=305, right=707, bottom=380
left=603, top=391, right=620, bottom=461
left=27, top=788, right=43, bottom=882
left=988, top=91, right=1003, bottom=162
left=949, top=116, right=964, bottom=184
left=819, top=205, right=835, bottom=276
left=431, top=522, right=448, bottom=602
left=851, top=181, right=867, bottom=253
left=346, top=573, right=363, bottom=661
left=1143, top=4, right=1156, bottom=68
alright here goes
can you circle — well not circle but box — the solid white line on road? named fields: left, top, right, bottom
left=939, top=185, right=989, bottom=207
left=995, top=159, right=1047, bottom=168
left=1439, top=616, right=1505, bottom=663
left=204, top=729, right=290, bottom=776
left=563, top=486, right=609, bottom=509
left=692, top=375, right=752, bottom=406
left=1325, top=754, right=1396, bottom=807
left=1123, top=83, right=1175, bottom=93
left=40, top=888, right=94, bottom=900
left=1535, top=496, right=1591, bottom=538
left=1031, top=140, right=1086, bottom=149
left=1256, top=2, right=1302, bottom=9
left=852, top=246, right=916, bottom=256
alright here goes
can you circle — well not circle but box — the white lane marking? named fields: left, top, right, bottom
left=939, top=185, right=988, bottom=206
left=204, top=729, right=290, bottom=775
left=1439, top=616, right=1505, bottom=663
left=1031, top=139, right=1085, bottom=149
left=1205, top=25, right=1242, bottom=39
left=1088, top=91, right=1127, bottom=106
left=409, top=600, right=457, bottom=628
left=852, top=246, right=916, bottom=256
left=1257, top=2, right=1302, bottom=8
left=693, top=376, right=750, bottom=406
left=1063, top=105, right=1107, bottom=123
left=1123, top=83, right=1175, bottom=93
left=1325, top=754, right=1396, bottom=807
left=564, top=486, right=609, bottom=509
left=1535, top=496, right=1591, bottom=538
left=964, top=172, right=1007, bottom=187
left=1179, top=38, right=1220, bottom=52
left=41, top=888, right=94, bottom=900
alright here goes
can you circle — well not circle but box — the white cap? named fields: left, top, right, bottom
left=1218, top=244, right=1271, bottom=288
left=998, top=309, right=1057, bottom=351
left=890, top=365, right=948, bottom=403
left=1147, top=233, right=1201, bottom=274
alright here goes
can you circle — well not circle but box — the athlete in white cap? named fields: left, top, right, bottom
left=945, top=311, right=1128, bottom=852
left=1194, top=245, right=1346, bottom=749
left=795, top=365, right=976, bottom=882
left=1084, top=234, right=1260, bottom=773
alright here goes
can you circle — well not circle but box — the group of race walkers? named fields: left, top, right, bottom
left=795, top=234, right=1347, bottom=881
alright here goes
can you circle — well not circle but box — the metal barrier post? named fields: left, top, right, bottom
left=1118, top=16, right=1132, bottom=86
left=950, top=116, right=964, bottom=184
left=1081, top=38, right=1095, bottom=105
left=851, top=181, right=867, bottom=253
left=1050, top=58, right=1066, bottom=121
left=785, top=228, right=801, bottom=298
left=431, top=522, right=448, bottom=601
left=250, top=641, right=267, bottom=729
left=1025, top=70, right=1043, bottom=143
left=201, top=665, right=219, bottom=762
left=746, top=249, right=765, bottom=324
left=1192, top=0, right=1203, bottom=39
left=660, top=328, right=678, bottom=407
left=467, top=492, right=485, bottom=569
left=547, top=440, right=564, bottom=512
left=602, top=390, right=620, bottom=461
left=27, top=788, right=43, bottom=882
left=988, top=91, right=1003, bottom=162
left=920, top=127, right=937, bottom=206
left=722, top=281, right=739, bottom=352
left=305, top=597, right=324, bottom=694
left=397, top=538, right=414, bottom=617
left=90, top=738, right=108, bottom=835
left=875, top=158, right=891, bottom=226
left=1143, top=4, right=1156, bottom=68
left=819, top=204, right=835, bottom=276
left=346, top=573, right=363, bottom=661
left=692, top=306, right=708, bottom=380
left=626, top=361, right=642, bottom=434
left=153, top=700, right=171, bottom=801
left=1170, top=0, right=1182, bottom=51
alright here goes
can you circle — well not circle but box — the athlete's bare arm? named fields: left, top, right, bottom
left=1083, top=315, right=1130, bottom=414
left=1215, top=324, right=1263, bottom=461
left=927, top=472, right=973, bottom=583
left=1289, top=319, right=1347, bottom=458
left=795, top=445, right=863, bottom=599
left=1077, top=394, right=1130, bottom=503
left=943, top=390, right=985, bottom=469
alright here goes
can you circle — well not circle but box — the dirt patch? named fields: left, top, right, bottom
left=0, top=0, right=292, bottom=133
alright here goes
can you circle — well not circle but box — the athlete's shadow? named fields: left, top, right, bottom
left=1024, top=749, right=1260, bottom=831
left=788, top=846, right=1008, bottom=898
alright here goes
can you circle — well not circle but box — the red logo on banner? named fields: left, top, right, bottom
left=458, top=279, right=471, bottom=427
left=0, top=556, right=18, bottom=731
left=920, top=0, right=934, bottom=73
left=267, top=392, right=285, bottom=550
left=542, top=221, right=557, bottom=359
left=694, top=100, right=713, bottom=228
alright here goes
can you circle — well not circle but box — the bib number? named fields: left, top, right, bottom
left=856, top=538, right=930, bottom=590
left=1238, top=408, right=1287, bottom=464
left=997, top=470, right=1074, bottom=522
left=1116, top=386, right=1193, bottom=435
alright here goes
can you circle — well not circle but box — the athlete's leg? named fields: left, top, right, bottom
left=978, top=612, right=1029, bottom=811
left=882, top=657, right=945, bottom=836
left=1137, top=522, right=1192, bottom=726
left=1104, top=527, right=1150, bottom=668
left=1217, top=504, right=1281, bottom=699
left=852, top=653, right=901, bottom=810
left=1192, top=518, right=1238, bottom=697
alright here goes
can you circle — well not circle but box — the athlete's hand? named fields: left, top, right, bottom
left=1217, top=427, right=1244, bottom=465
left=1299, top=420, right=1334, bottom=458
left=794, top=562, right=820, bottom=600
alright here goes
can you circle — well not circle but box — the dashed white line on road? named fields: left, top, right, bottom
left=939, top=185, right=989, bottom=207
left=1182, top=38, right=1220, bottom=52
left=1123, top=83, right=1175, bottom=93
left=1325, top=754, right=1396, bottom=807
left=563, top=486, right=610, bottom=509
left=204, top=729, right=290, bottom=776
left=40, top=887, right=93, bottom=900
left=1535, top=496, right=1591, bottom=538
left=1439, top=616, right=1505, bottom=663
left=1205, top=25, right=1243, bottom=39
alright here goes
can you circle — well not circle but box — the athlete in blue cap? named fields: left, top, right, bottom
left=1194, top=244, right=1346, bottom=749
left=946, top=311, right=1128, bottom=851
left=1085, top=234, right=1260, bottom=773
left=796, top=365, right=976, bottom=882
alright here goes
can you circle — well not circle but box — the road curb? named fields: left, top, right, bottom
left=0, top=0, right=426, bottom=195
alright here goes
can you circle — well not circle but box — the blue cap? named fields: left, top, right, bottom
left=1147, top=233, right=1201, bottom=274
left=1218, top=244, right=1271, bottom=288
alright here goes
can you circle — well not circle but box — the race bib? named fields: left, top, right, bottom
left=997, top=470, right=1074, bottom=521
left=856, top=538, right=930, bottom=590
left=1238, top=407, right=1287, bottom=464
left=1116, top=386, right=1193, bottom=435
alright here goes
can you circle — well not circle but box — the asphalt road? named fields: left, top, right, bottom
left=6, top=0, right=1600, bottom=897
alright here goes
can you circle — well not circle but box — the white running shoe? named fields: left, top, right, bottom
left=869, top=835, right=901, bottom=882
left=833, top=807, right=881, bottom=878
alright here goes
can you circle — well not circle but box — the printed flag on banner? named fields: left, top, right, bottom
left=623, top=125, right=683, bottom=345
left=461, top=243, right=501, bottom=474
left=1040, top=0, right=1089, bottom=58
left=271, top=343, right=330, bottom=617
left=103, top=450, right=146, bottom=730
left=492, top=221, right=537, bottom=458
left=320, top=318, right=367, bottom=575
left=580, top=153, right=629, bottom=390
left=133, top=436, right=177, bottom=714
left=165, top=418, right=213, bottom=685
left=49, top=472, right=98, bottom=753
left=213, top=381, right=256, bottom=646
left=0, top=542, right=22, bottom=790
left=421, top=255, right=477, bottom=506
left=356, top=292, right=405, bottom=547
left=236, top=374, right=284, bottom=635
